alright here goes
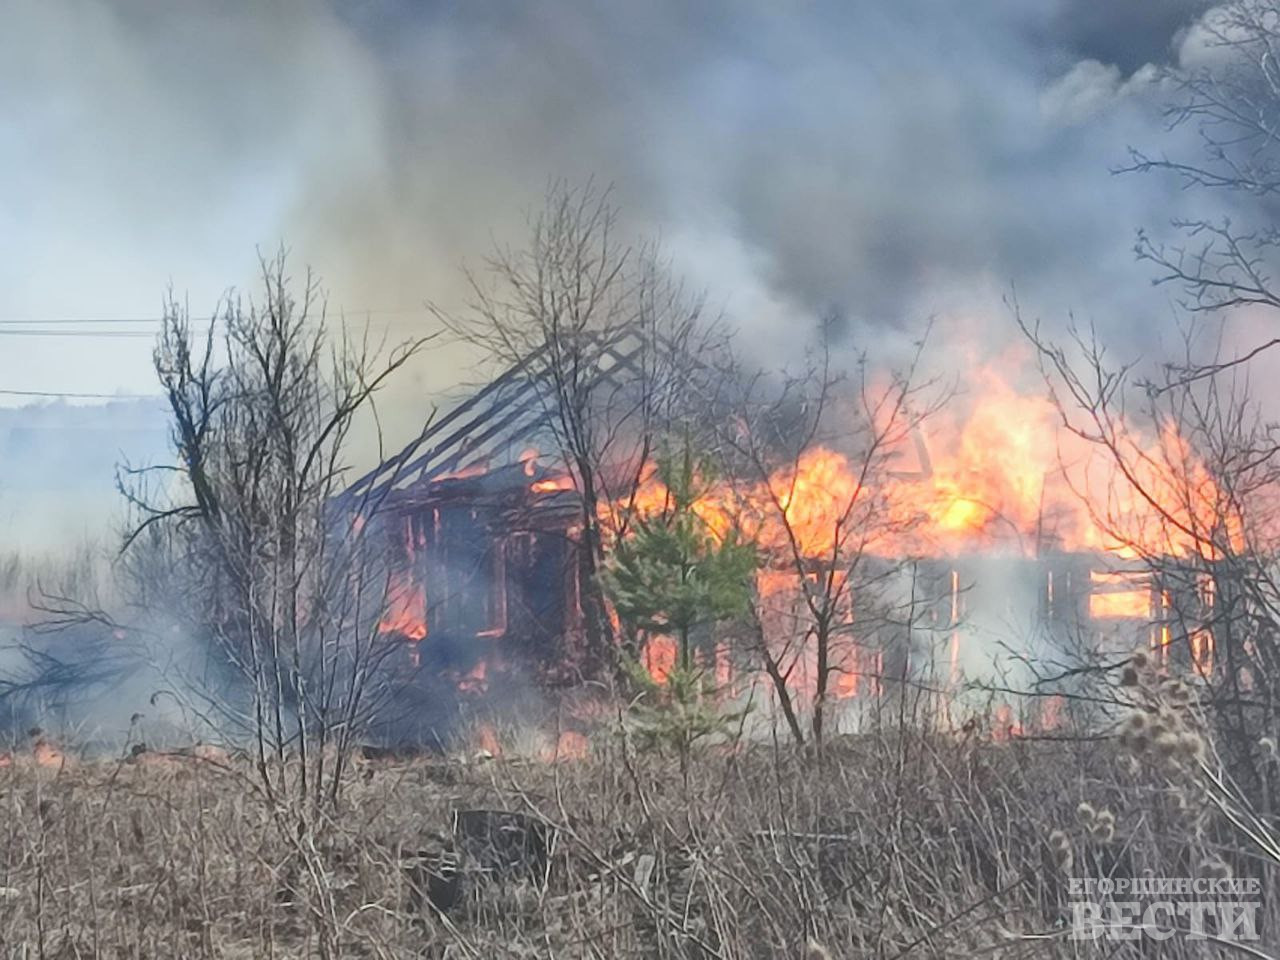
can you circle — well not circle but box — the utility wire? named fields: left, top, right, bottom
left=0, top=307, right=428, bottom=326
left=0, top=321, right=172, bottom=330
left=0, top=330, right=172, bottom=338
left=0, top=388, right=159, bottom=400
left=0, top=307, right=431, bottom=341
left=0, top=307, right=429, bottom=395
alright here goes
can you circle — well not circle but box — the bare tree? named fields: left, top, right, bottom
left=992, top=0, right=1280, bottom=801
left=1021, top=312, right=1280, bottom=810
left=121, top=251, right=431, bottom=817
left=713, top=332, right=940, bottom=752
left=440, top=181, right=728, bottom=675
left=1124, top=1, right=1280, bottom=372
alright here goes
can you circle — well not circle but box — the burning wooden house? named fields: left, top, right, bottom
left=339, top=338, right=1223, bottom=734
left=335, top=337, right=655, bottom=694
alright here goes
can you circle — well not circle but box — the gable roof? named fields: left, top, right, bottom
left=336, top=331, right=648, bottom=512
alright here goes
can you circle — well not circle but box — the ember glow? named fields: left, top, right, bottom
left=474, top=724, right=501, bottom=757
left=539, top=731, right=589, bottom=762
left=0, top=739, right=73, bottom=771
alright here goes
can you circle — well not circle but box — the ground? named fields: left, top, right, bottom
left=2, top=724, right=1252, bottom=959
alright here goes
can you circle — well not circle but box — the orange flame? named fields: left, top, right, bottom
left=32, top=739, right=68, bottom=769
left=540, top=731, right=589, bottom=762
left=644, top=635, right=678, bottom=685
left=1088, top=571, right=1150, bottom=619
left=601, top=346, right=1239, bottom=722
left=615, top=347, right=1242, bottom=564
left=531, top=474, right=575, bottom=494
left=992, top=704, right=1021, bottom=741
left=436, top=461, right=490, bottom=481
left=379, top=571, right=427, bottom=641
left=474, top=723, right=501, bottom=757
left=1191, top=627, right=1215, bottom=674
left=519, top=447, right=541, bottom=476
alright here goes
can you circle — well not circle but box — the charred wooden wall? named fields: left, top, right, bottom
left=381, top=464, right=584, bottom=681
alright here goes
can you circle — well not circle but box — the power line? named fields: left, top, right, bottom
left=0, top=317, right=170, bottom=325
left=0, top=307, right=429, bottom=326
left=0, top=322, right=430, bottom=340
left=0, top=330, right=169, bottom=339
left=0, top=306, right=432, bottom=395
left=0, top=388, right=159, bottom=400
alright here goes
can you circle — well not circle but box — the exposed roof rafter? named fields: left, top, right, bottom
left=336, top=331, right=647, bottom=510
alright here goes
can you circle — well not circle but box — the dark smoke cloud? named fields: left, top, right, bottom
left=270, top=0, right=1233, bottom=360
left=0, top=0, right=1233, bottom=403
left=1044, top=0, right=1210, bottom=72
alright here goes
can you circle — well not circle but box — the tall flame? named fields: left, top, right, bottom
left=380, top=571, right=427, bottom=641
left=617, top=348, right=1241, bottom=564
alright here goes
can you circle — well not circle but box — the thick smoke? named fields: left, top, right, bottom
left=0, top=399, right=169, bottom=551
left=0, top=3, right=1241, bottom=724
left=2, top=0, right=1227, bottom=397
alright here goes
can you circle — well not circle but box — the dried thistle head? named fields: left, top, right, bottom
left=1126, top=711, right=1157, bottom=757
left=1148, top=714, right=1173, bottom=742
left=1089, top=809, right=1116, bottom=843
left=1178, top=731, right=1207, bottom=762
left=1123, top=712, right=1149, bottom=735
left=1119, top=712, right=1150, bottom=752
left=1120, top=665, right=1140, bottom=687
left=1076, top=802, right=1096, bottom=825
left=1048, top=828, right=1073, bottom=869
left=1260, top=736, right=1277, bottom=761
left=1054, top=846, right=1074, bottom=874
left=1131, top=650, right=1150, bottom=671
left=805, top=941, right=834, bottom=960
left=1154, top=732, right=1182, bottom=758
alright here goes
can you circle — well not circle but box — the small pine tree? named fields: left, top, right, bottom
left=603, top=438, right=757, bottom=774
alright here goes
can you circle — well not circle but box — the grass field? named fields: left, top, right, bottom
left=1, top=718, right=1263, bottom=959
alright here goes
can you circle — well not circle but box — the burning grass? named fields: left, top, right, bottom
left=1, top=719, right=1273, bottom=958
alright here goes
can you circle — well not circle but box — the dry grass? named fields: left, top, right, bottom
left=1, top=719, right=1274, bottom=959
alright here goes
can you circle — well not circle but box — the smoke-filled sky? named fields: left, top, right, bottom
left=0, top=0, right=1226, bottom=415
